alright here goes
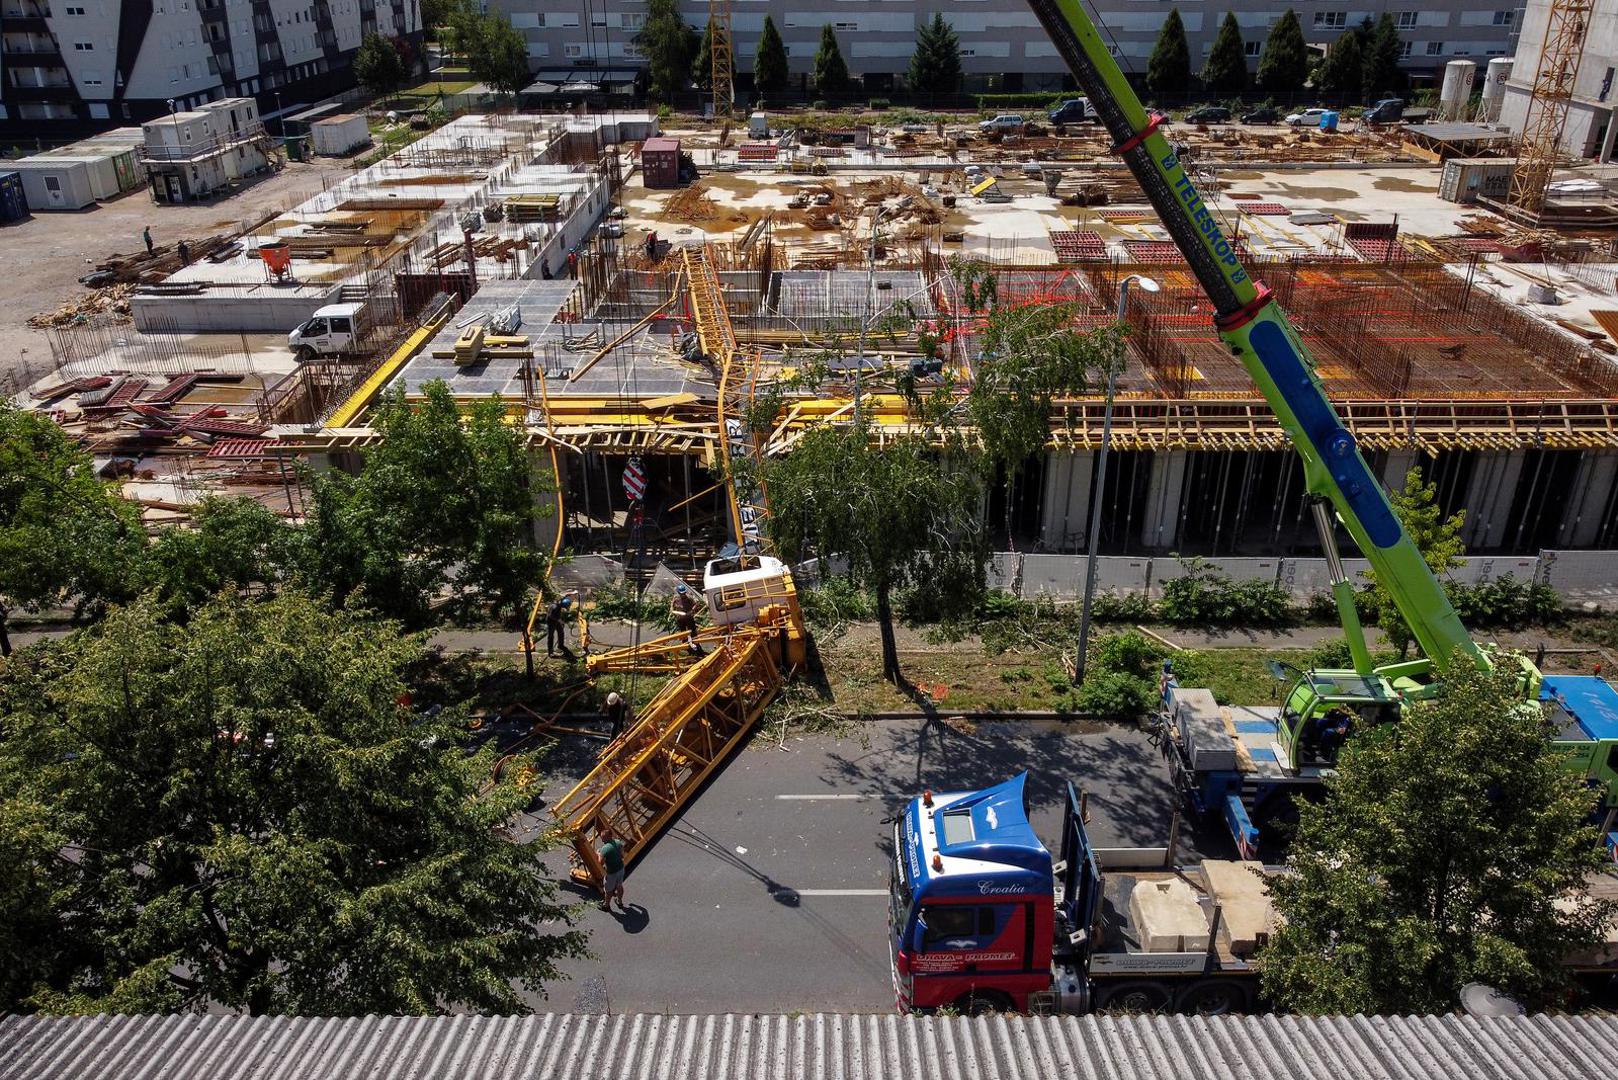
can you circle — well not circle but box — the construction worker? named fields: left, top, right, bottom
left=142, top=225, right=153, bottom=254
left=670, top=583, right=701, bottom=654
left=597, top=828, right=627, bottom=913
left=176, top=239, right=191, bottom=266
left=546, top=594, right=574, bottom=658
left=604, top=691, right=631, bottom=740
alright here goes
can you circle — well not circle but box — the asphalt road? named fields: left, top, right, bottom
left=520, top=718, right=1217, bottom=1015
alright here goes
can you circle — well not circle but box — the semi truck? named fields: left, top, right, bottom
left=890, top=772, right=1618, bottom=1016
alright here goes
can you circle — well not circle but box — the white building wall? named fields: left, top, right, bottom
left=1500, top=0, right=1618, bottom=158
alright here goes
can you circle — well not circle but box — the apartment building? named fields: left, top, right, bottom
left=493, top=1, right=1524, bottom=94
left=1, top=0, right=421, bottom=137
left=1498, top=0, right=1618, bottom=159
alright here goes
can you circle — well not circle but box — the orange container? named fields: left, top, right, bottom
left=258, top=242, right=293, bottom=278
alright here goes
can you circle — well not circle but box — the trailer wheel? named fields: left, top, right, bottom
left=956, top=990, right=1013, bottom=1017
left=1095, top=981, right=1171, bottom=1014
left=1174, top=980, right=1250, bottom=1016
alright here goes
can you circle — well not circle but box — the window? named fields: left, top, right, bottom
left=1492, top=9, right=1514, bottom=25
left=919, top=906, right=976, bottom=945
left=1399, top=40, right=1413, bottom=57
left=1395, top=11, right=1417, bottom=28
left=589, top=13, right=604, bottom=25
left=563, top=43, right=583, bottom=57
left=1314, top=11, right=1347, bottom=28
left=1244, top=40, right=1261, bottom=56
left=833, top=21, right=857, bottom=30
left=63, top=4, right=85, bottom=12
left=620, top=12, right=641, bottom=29
left=73, top=41, right=93, bottom=50
left=1426, top=40, right=1444, bottom=55
left=938, top=809, right=975, bottom=846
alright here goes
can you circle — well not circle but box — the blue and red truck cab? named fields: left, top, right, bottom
left=888, top=774, right=1074, bottom=1014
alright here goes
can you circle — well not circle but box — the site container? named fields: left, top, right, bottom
left=0, top=171, right=27, bottom=222
left=642, top=137, right=681, bottom=189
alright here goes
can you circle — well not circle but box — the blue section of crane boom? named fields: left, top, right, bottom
left=1248, top=321, right=1400, bottom=548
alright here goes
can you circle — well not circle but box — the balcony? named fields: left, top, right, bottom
left=139, top=119, right=269, bottom=162
left=1, top=2, right=52, bottom=31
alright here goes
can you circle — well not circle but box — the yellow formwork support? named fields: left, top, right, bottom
left=325, top=295, right=456, bottom=429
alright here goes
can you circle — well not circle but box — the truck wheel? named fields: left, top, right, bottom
left=1174, top=980, right=1250, bottom=1016
left=956, top=990, right=1013, bottom=1017
left=1095, top=981, right=1171, bottom=1014
left=295, top=346, right=315, bottom=363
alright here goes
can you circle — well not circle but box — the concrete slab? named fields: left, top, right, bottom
left=1201, top=859, right=1277, bottom=957
left=1128, top=877, right=1210, bottom=953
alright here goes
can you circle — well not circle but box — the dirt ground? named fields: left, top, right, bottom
left=0, top=158, right=353, bottom=387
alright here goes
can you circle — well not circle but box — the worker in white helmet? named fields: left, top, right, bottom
left=604, top=690, right=631, bottom=740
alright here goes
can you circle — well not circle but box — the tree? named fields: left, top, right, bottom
left=955, top=261, right=1123, bottom=551
left=1260, top=662, right=1614, bottom=1013
left=766, top=425, right=982, bottom=684
left=1146, top=10, right=1192, bottom=96
left=1201, top=11, right=1249, bottom=93
left=1362, top=466, right=1464, bottom=659
left=144, top=496, right=299, bottom=616
left=1315, top=26, right=1365, bottom=98
left=355, top=33, right=408, bottom=101
left=463, top=12, right=531, bottom=99
left=1362, top=13, right=1408, bottom=102
left=754, top=15, right=789, bottom=96
left=908, top=14, right=963, bottom=98
left=1256, top=9, right=1309, bottom=92
left=691, top=19, right=734, bottom=92
left=306, top=381, right=547, bottom=626
left=639, top=0, right=695, bottom=103
left=0, top=406, right=145, bottom=656
left=813, top=24, right=851, bottom=97
left=0, top=591, right=588, bottom=1014
left=417, top=0, right=458, bottom=34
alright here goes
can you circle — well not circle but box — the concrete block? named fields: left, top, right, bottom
left=1201, top=860, right=1277, bottom=957
left=1173, top=688, right=1237, bottom=773
left=1128, top=878, right=1209, bottom=953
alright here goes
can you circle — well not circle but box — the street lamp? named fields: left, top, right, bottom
left=853, top=203, right=893, bottom=426
left=1075, top=272, right=1158, bottom=684
left=274, top=90, right=285, bottom=140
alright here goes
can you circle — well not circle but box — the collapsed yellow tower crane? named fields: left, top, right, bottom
left=1508, top=0, right=1593, bottom=219
left=546, top=243, right=804, bottom=892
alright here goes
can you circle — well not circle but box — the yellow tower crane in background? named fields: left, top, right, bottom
left=1508, top=0, right=1593, bottom=219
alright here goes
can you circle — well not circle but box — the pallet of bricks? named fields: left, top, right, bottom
left=1049, top=230, right=1106, bottom=263
left=738, top=144, right=778, bottom=163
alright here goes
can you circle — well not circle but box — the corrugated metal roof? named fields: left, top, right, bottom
left=0, top=1012, right=1611, bottom=1079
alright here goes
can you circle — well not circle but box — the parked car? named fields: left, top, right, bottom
left=1364, top=98, right=1405, bottom=124
left=1286, top=107, right=1330, bottom=127
left=978, top=113, right=1027, bottom=133
left=1240, top=106, right=1281, bottom=124
left=1048, top=98, right=1090, bottom=124
left=1184, top=105, right=1232, bottom=123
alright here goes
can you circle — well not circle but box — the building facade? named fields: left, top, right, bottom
left=1498, top=0, right=1618, bottom=159
left=1, top=0, right=421, bottom=138
left=493, top=1, right=1525, bottom=95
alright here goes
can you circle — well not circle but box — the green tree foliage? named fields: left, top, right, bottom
left=1256, top=9, right=1309, bottom=92
left=462, top=12, right=531, bottom=98
left=692, top=20, right=735, bottom=92
left=417, top=0, right=456, bottom=32
left=1260, top=662, right=1614, bottom=1013
left=0, top=591, right=587, bottom=1014
left=1146, top=9, right=1192, bottom=95
left=354, top=33, right=407, bottom=100
left=639, top=0, right=696, bottom=103
left=1362, top=13, right=1408, bottom=101
left=144, top=496, right=299, bottom=615
left=754, top=15, right=789, bottom=96
left=1362, top=466, right=1464, bottom=658
left=1201, top=11, right=1249, bottom=92
left=0, top=406, right=145, bottom=655
left=765, top=424, right=982, bottom=683
left=908, top=14, right=963, bottom=97
left=813, top=24, right=851, bottom=96
left=1317, top=21, right=1367, bottom=98
left=955, top=261, right=1122, bottom=549
left=306, top=381, right=546, bottom=626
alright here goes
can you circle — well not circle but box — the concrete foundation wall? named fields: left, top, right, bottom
left=131, top=284, right=341, bottom=333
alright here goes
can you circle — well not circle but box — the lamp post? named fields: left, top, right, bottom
left=853, top=204, right=892, bottom=426
left=274, top=90, right=284, bottom=139
left=1075, top=272, right=1158, bottom=684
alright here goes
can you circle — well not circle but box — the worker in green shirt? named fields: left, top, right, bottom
left=598, top=829, right=627, bottom=912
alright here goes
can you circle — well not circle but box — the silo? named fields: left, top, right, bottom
left=1440, top=60, right=1477, bottom=121
left=1480, top=57, right=1513, bottom=122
